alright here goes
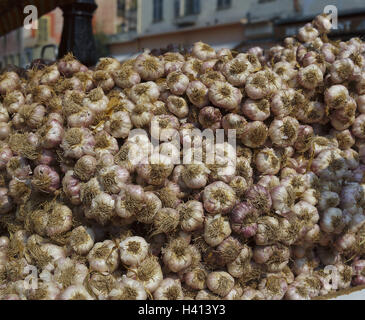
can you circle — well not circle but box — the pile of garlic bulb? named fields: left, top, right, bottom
left=0, top=13, right=364, bottom=300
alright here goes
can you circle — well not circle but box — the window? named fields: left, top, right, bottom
left=118, top=0, right=137, bottom=17
left=117, top=23, right=126, bottom=34
left=128, top=0, right=137, bottom=12
left=38, top=18, right=49, bottom=43
left=117, top=0, right=126, bottom=17
left=217, top=0, right=231, bottom=10
left=174, top=0, right=180, bottom=17
left=153, top=0, right=163, bottom=22
left=117, top=0, right=137, bottom=33
left=185, top=0, right=200, bottom=15
left=128, top=0, right=138, bottom=31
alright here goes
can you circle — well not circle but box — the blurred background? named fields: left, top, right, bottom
left=1, top=0, right=365, bottom=68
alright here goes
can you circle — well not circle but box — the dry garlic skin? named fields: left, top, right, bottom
left=153, top=278, right=184, bottom=300
left=229, top=202, right=259, bottom=238
left=178, top=200, right=205, bottom=232
left=45, top=203, right=73, bottom=237
left=206, top=271, right=234, bottom=297
left=181, top=163, right=210, bottom=189
left=255, top=148, right=281, bottom=175
left=27, top=239, right=67, bottom=272
left=320, top=208, right=346, bottom=234
left=87, top=240, right=119, bottom=273
left=222, top=58, right=252, bottom=86
left=198, top=106, right=222, bottom=130
left=61, top=128, right=96, bottom=159
left=74, top=155, right=97, bottom=182
left=109, top=275, right=147, bottom=300
left=318, top=191, right=340, bottom=211
left=255, top=244, right=290, bottom=273
left=245, top=184, right=272, bottom=214
left=152, top=208, right=180, bottom=235
left=69, top=226, right=95, bottom=255
left=215, top=236, right=243, bottom=266
left=192, top=42, right=216, bottom=61
left=166, top=71, right=189, bottom=95
left=58, top=53, right=84, bottom=77
left=166, top=95, right=189, bottom=118
left=271, top=184, right=295, bottom=215
left=98, top=165, right=130, bottom=194
left=105, top=111, right=132, bottom=139
left=311, top=148, right=349, bottom=180
left=134, top=53, right=164, bottom=81
left=162, top=238, right=192, bottom=272
left=259, top=274, right=288, bottom=300
left=27, top=281, right=61, bottom=300
left=31, top=165, right=60, bottom=194
left=85, top=192, right=116, bottom=225
left=186, top=81, right=209, bottom=108
left=204, top=214, right=231, bottom=247
left=203, top=181, right=236, bottom=215
left=184, top=267, right=208, bottom=290
left=209, top=81, right=242, bottom=111
left=222, top=113, right=247, bottom=136
left=298, top=64, right=323, bottom=89
left=85, top=272, right=117, bottom=300
left=128, top=256, right=163, bottom=293
left=150, top=114, right=180, bottom=142
left=3, top=90, right=24, bottom=114
left=243, top=98, right=271, bottom=121
left=3, top=12, right=365, bottom=301
left=112, top=67, right=141, bottom=89
left=119, top=236, right=149, bottom=266
left=58, top=285, right=94, bottom=300
left=83, top=87, right=109, bottom=113
left=137, top=153, right=174, bottom=186
left=240, top=121, right=268, bottom=148
left=134, top=191, right=162, bottom=224
left=53, top=257, right=88, bottom=289
left=269, top=116, right=300, bottom=147
left=226, top=245, right=253, bottom=278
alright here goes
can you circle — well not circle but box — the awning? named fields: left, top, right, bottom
left=210, top=42, right=238, bottom=50
left=0, top=0, right=75, bottom=36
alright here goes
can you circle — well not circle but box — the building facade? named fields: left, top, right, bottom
left=108, top=0, right=365, bottom=59
left=2, top=0, right=365, bottom=68
left=108, top=0, right=254, bottom=60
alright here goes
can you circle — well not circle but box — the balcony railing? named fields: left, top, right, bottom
left=174, top=14, right=197, bottom=27
left=109, top=31, right=138, bottom=43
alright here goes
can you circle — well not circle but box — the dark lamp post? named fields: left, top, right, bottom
left=58, top=0, right=98, bottom=66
